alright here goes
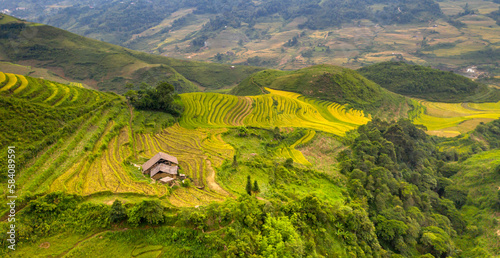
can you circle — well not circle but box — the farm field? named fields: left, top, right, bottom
left=180, top=87, right=371, bottom=136
left=0, top=72, right=237, bottom=207
left=1, top=71, right=374, bottom=207
left=277, top=130, right=316, bottom=166
left=118, top=0, right=500, bottom=81
left=413, top=99, right=500, bottom=137
left=2, top=70, right=498, bottom=210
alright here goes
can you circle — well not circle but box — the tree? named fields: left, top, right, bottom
left=246, top=175, right=252, bottom=196
left=125, top=82, right=134, bottom=90
left=127, top=200, right=165, bottom=226
left=259, top=216, right=304, bottom=257
left=232, top=155, right=238, bottom=167
left=273, top=126, right=282, bottom=140
left=124, top=89, right=138, bottom=102
left=127, top=81, right=183, bottom=116
left=110, top=199, right=127, bottom=223
left=252, top=180, right=260, bottom=195
left=181, top=178, right=192, bottom=187
left=497, top=190, right=500, bottom=210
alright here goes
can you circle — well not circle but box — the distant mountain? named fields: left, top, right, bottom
left=0, top=14, right=262, bottom=93
left=358, top=61, right=500, bottom=102
left=10, top=0, right=442, bottom=47
left=2, top=0, right=450, bottom=72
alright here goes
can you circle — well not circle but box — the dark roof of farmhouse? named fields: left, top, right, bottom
left=150, top=163, right=178, bottom=178
left=142, top=152, right=178, bottom=172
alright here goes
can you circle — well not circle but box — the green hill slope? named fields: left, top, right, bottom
left=231, top=64, right=411, bottom=118
left=0, top=14, right=262, bottom=93
left=358, top=61, right=500, bottom=102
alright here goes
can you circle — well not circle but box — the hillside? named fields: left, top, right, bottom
left=5, top=0, right=500, bottom=85
left=231, top=64, right=411, bottom=119
left=358, top=61, right=500, bottom=102
left=0, top=71, right=371, bottom=196
left=0, top=14, right=262, bottom=93
left=1, top=70, right=500, bottom=256
left=12, top=0, right=442, bottom=48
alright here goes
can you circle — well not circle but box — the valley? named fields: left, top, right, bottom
left=6, top=0, right=500, bottom=87
left=0, top=2, right=500, bottom=256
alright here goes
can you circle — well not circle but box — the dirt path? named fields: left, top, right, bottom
left=57, top=231, right=110, bottom=257
left=57, top=226, right=157, bottom=257
left=205, top=160, right=230, bottom=196
left=461, top=102, right=482, bottom=111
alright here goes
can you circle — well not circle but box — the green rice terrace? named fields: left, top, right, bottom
left=0, top=70, right=373, bottom=206
left=1, top=68, right=500, bottom=256
left=1, top=68, right=499, bottom=205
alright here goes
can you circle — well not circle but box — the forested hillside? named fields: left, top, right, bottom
left=5, top=0, right=500, bottom=86
left=358, top=61, right=500, bottom=102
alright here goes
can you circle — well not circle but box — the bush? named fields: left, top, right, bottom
left=110, top=200, right=127, bottom=223
left=126, top=82, right=184, bottom=116
left=127, top=200, right=165, bottom=226
left=181, top=178, right=192, bottom=188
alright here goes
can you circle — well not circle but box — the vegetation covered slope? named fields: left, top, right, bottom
left=0, top=14, right=262, bottom=93
left=0, top=71, right=371, bottom=204
left=1, top=66, right=499, bottom=256
left=411, top=98, right=500, bottom=137
left=3, top=118, right=499, bottom=257
left=338, top=118, right=500, bottom=256
left=0, top=71, right=122, bottom=178
left=0, top=71, right=237, bottom=206
left=358, top=61, right=500, bottom=102
left=231, top=64, right=411, bottom=118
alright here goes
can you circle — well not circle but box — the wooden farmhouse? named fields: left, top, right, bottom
left=142, top=152, right=185, bottom=185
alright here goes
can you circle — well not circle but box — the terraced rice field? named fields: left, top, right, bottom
left=134, top=124, right=234, bottom=206
left=0, top=73, right=21, bottom=92
left=0, top=73, right=235, bottom=206
left=278, top=130, right=316, bottom=166
left=0, top=73, right=125, bottom=195
left=180, top=87, right=371, bottom=136
left=413, top=99, right=500, bottom=137
left=12, top=70, right=498, bottom=206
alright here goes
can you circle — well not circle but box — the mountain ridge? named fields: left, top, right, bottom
left=0, top=14, right=263, bottom=93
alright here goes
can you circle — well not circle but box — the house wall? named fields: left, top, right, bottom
left=152, top=173, right=176, bottom=180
